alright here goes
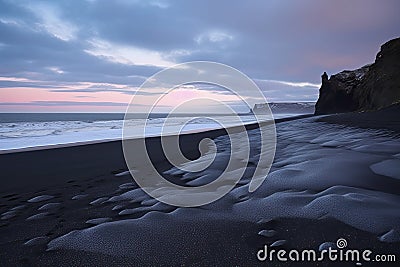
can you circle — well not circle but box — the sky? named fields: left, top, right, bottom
left=0, top=0, right=399, bottom=112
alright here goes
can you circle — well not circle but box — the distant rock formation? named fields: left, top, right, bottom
left=252, top=103, right=270, bottom=114
left=315, top=37, right=400, bottom=115
left=251, top=102, right=315, bottom=114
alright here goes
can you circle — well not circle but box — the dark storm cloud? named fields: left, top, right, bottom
left=0, top=1, right=161, bottom=85
left=0, top=0, right=399, bottom=107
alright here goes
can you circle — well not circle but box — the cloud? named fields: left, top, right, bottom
left=49, top=86, right=163, bottom=96
left=24, top=2, right=78, bottom=41
left=0, top=0, right=399, bottom=112
left=85, top=38, right=175, bottom=68
left=184, top=80, right=319, bottom=102
left=254, top=79, right=319, bottom=102
left=46, top=67, right=65, bottom=74
left=0, top=76, right=36, bottom=82
left=149, top=0, right=169, bottom=9
left=0, top=76, right=166, bottom=97
left=195, top=30, right=234, bottom=44
left=254, top=79, right=321, bottom=88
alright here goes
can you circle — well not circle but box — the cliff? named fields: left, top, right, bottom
left=252, top=102, right=315, bottom=114
left=315, top=37, right=400, bottom=115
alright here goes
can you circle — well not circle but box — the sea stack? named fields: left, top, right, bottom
left=315, top=37, right=400, bottom=115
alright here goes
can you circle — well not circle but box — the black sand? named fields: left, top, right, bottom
left=318, top=103, right=400, bottom=133
left=0, top=111, right=399, bottom=266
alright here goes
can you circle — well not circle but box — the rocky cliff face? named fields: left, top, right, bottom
left=315, top=37, right=400, bottom=115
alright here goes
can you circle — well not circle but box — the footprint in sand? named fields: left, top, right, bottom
left=270, top=239, right=287, bottom=247
left=89, top=197, right=109, bottom=205
left=24, top=236, right=50, bottom=246
left=71, top=194, right=89, bottom=200
left=2, top=193, right=21, bottom=201
left=318, top=241, right=336, bottom=251
left=28, top=195, right=54, bottom=203
left=258, top=229, right=277, bottom=238
left=370, top=159, right=400, bottom=180
left=86, top=217, right=112, bottom=225
left=1, top=210, right=18, bottom=220
left=10, top=204, right=26, bottom=211
left=1, top=204, right=28, bottom=220
left=38, top=202, right=61, bottom=211
left=118, top=182, right=136, bottom=190
left=26, top=212, right=49, bottom=221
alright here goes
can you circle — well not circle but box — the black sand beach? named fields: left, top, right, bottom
left=1, top=1, right=399, bottom=266
left=0, top=110, right=399, bottom=266
left=318, top=103, right=400, bottom=132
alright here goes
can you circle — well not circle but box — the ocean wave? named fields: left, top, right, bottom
left=0, top=114, right=297, bottom=151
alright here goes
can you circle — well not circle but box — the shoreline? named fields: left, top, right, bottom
left=1, top=110, right=399, bottom=266
left=0, top=113, right=313, bottom=155
left=0, top=114, right=312, bottom=193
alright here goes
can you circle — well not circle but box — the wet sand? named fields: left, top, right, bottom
left=0, top=110, right=399, bottom=266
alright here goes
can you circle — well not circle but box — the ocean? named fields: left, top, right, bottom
left=0, top=111, right=309, bottom=151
